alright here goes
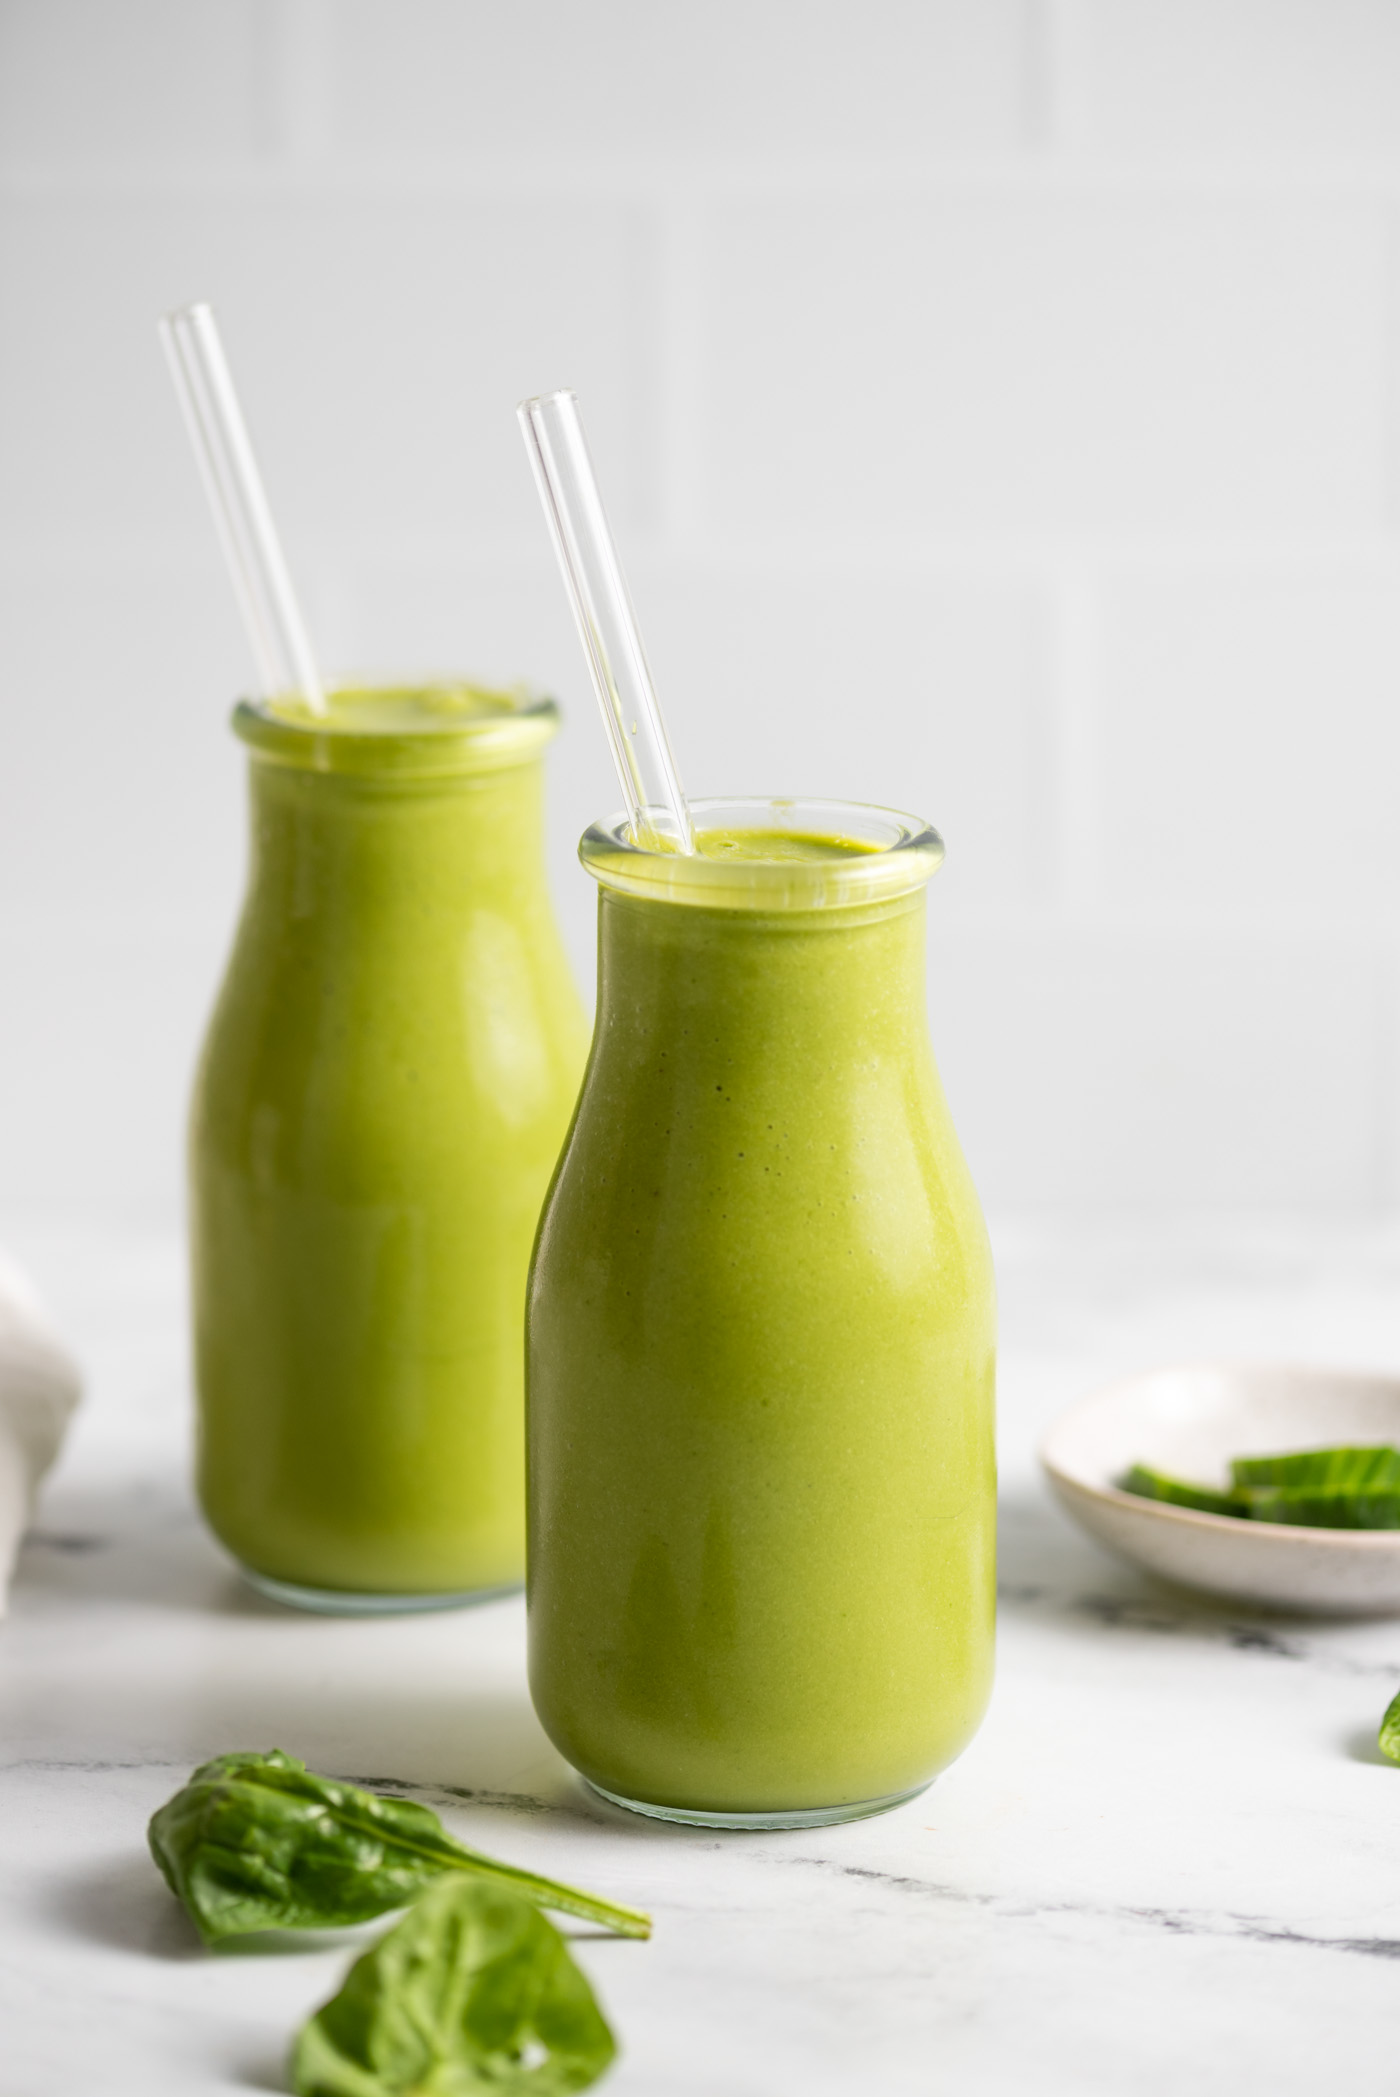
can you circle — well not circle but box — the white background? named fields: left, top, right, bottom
left=3, top=0, right=1400, bottom=1230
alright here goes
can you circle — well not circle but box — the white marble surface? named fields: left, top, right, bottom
left=7, top=1219, right=1400, bottom=2096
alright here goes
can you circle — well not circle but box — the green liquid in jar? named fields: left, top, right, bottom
left=191, top=685, right=588, bottom=1602
left=527, top=810, right=995, bottom=1817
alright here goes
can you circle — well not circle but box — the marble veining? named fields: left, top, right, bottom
left=5, top=1221, right=1400, bottom=2095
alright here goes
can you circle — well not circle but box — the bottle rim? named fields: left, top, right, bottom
left=580, top=797, right=945, bottom=911
left=232, top=682, right=559, bottom=778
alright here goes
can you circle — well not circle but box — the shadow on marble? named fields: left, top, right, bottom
left=229, top=2056, right=287, bottom=2095
left=17, top=1479, right=279, bottom=1620
left=22, top=1477, right=536, bottom=1629
left=47, top=1847, right=370, bottom=1965
left=46, top=1848, right=205, bottom=1962
left=996, top=1486, right=1191, bottom=1623
left=994, top=1488, right=1400, bottom=1662
left=20, top=1676, right=580, bottom=1815
left=997, top=1486, right=1109, bottom=1594
left=1343, top=1726, right=1393, bottom=1767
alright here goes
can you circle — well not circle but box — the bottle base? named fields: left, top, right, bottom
left=240, top=1567, right=523, bottom=1617
left=583, top=1776, right=932, bottom=1830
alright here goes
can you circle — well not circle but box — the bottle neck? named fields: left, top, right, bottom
left=595, top=885, right=930, bottom=1068
left=245, top=753, right=550, bottom=920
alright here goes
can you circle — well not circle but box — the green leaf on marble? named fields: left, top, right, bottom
left=148, top=1749, right=650, bottom=1946
left=291, top=1877, right=616, bottom=2097
left=1379, top=1690, right=1400, bottom=1766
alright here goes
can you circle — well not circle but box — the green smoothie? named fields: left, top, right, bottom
left=526, top=798, right=995, bottom=1822
left=192, top=685, right=588, bottom=1606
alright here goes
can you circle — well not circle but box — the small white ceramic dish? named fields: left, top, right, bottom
left=1039, top=1363, right=1400, bottom=1616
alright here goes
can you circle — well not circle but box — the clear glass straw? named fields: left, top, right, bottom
left=518, top=390, right=693, bottom=853
left=158, top=302, right=326, bottom=714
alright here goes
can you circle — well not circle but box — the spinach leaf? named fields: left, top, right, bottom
left=1380, top=1690, right=1400, bottom=1766
left=1231, top=1446, right=1400, bottom=1493
left=1117, top=1464, right=1242, bottom=1518
left=1236, top=1487, right=1400, bottom=1530
left=291, top=1878, right=616, bottom=2097
left=149, top=1750, right=650, bottom=1946
left=1120, top=1447, right=1400, bottom=1528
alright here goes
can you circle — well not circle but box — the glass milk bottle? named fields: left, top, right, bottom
left=526, top=798, right=995, bottom=1825
left=191, top=684, right=588, bottom=1611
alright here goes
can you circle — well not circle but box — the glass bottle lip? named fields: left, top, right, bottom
left=232, top=681, right=559, bottom=778
left=580, top=797, right=945, bottom=911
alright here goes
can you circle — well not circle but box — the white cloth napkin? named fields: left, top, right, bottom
left=0, top=1251, right=82, bottom=1613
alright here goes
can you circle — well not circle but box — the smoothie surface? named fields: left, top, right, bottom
left=692, top=826, right=879, bottom=863
left=238, top=684, right=559, bottom=779
left=266, top=684, right=523, bottom=735
left=580, top=798, right=943, bottom=911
